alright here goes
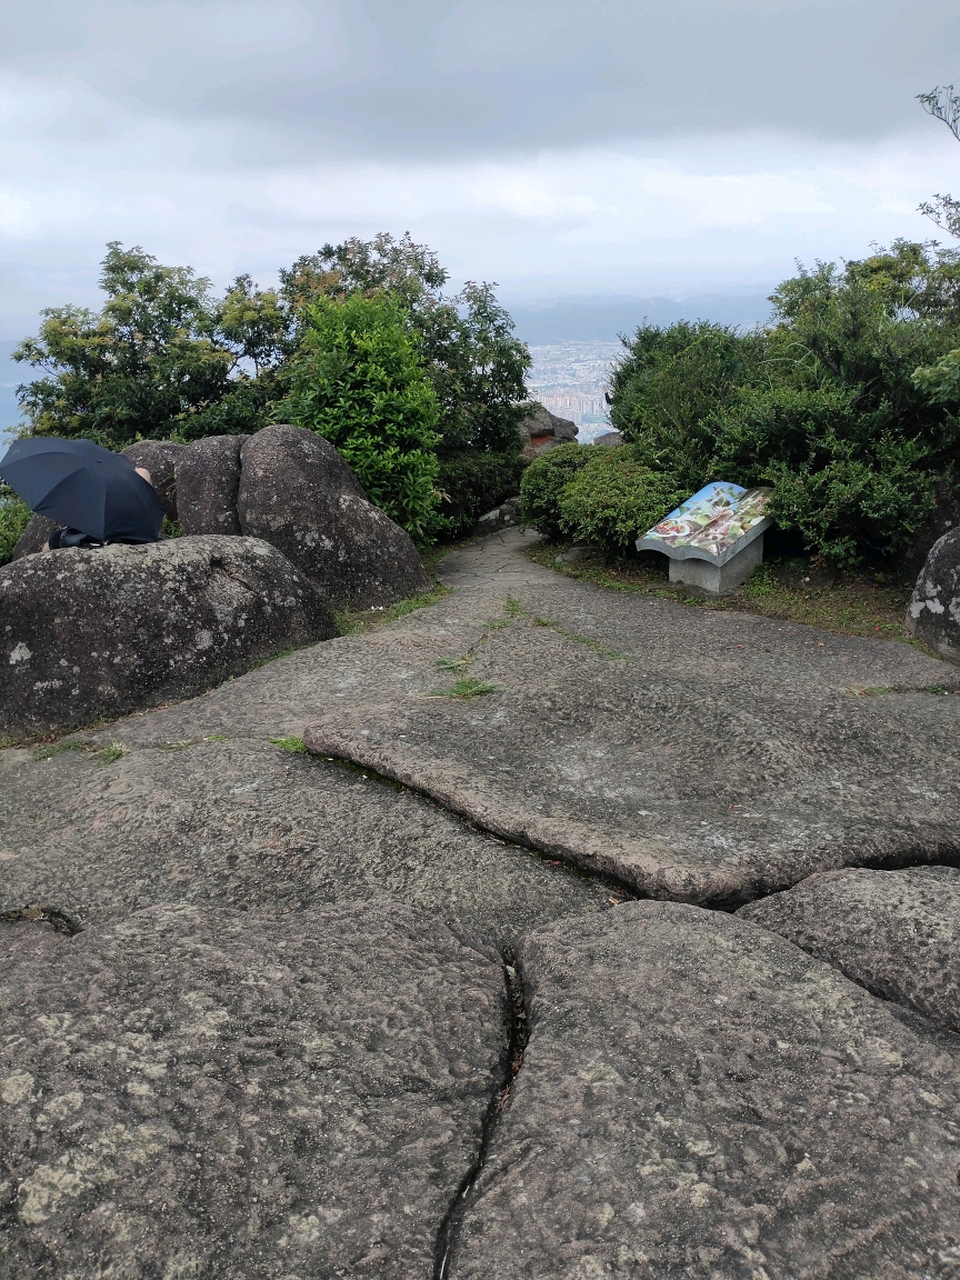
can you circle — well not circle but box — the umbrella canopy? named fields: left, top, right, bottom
left=0, top=437, right=164, bottom=544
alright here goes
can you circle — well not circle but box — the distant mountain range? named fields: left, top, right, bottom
left=505, top=292, right=776, bottom=346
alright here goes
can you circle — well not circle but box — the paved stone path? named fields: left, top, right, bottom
left=4, top=527, right=960, bottom=1278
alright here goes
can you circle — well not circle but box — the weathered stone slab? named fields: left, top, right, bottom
left=0, top=535, right=335, bottom=739
left=0, top=901, right=509, bottom=1279
left=238, top=423, right=431, bottom=608
left=176, top=434, right=245, bottom=536
left=301, top=590, right=960, bottom=905
left=739, top=866, right=960, bottom=1033
left=0, top=737, right=616, bottom=943
left=444, top=902, right=960, bottom=1280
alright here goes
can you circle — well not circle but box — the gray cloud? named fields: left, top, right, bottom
left=4, top=0, right=960, bottom=163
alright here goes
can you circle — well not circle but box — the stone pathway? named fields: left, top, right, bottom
left=4, top=528, right=960, bottom=1278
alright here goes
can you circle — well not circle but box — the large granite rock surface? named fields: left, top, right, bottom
left=906, top=525, right=960, bottom=664
left=0, top=737, right=616, bottom=944
left=0, top=901, right=509, bottom=1280
left=238, top=424, right=431, bottom=609
left=444, top=902, right=960, bottom=1280
left=0, top=535, right=335, bottom=739
left=301, top=575, right=960, bottom=905
left=176, top=434, right=245, bottom=536
left=739, top=865, right=960, bottom=1033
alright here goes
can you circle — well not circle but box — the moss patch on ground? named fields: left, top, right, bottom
left=525, top=541, right=916, bottom=644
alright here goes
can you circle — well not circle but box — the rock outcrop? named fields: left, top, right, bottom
left=444, top=902, right=960, bottom=1280
left=237, top=423, right=431, bottom=609
left=0, top=901, right=508, bottom=1280
left=906, top=525, right=960, bottom=663
left=0, top=535, right=335, bottom=738
left=738, top=865, right=960, bottom=1032
left=516, top=403, right=578, bottom=458
left=176, top=434, right=245, bottom=536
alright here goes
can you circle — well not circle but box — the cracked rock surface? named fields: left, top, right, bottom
left=739, top=865, right=960, bottom=1033
left=445, top=902, right=960, bottom=1280
left=0, top=901, right=509, bottom=1280
left=0, top=737, right=614, bottom=944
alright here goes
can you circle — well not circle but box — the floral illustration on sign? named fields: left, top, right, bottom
left=643, top=483, right=772, bottom=558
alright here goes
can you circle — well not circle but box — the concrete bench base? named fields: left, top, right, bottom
left=668, top=532, right=764, bottom=595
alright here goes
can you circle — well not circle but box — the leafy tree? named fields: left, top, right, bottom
left=610, top=241, right=960, bottom=567
left=13, top=243, right=288, bottom=449
left=281, top=233, right=530, bottom=454
left=283, top=291, right=442, bottom=541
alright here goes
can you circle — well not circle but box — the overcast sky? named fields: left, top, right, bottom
left=2, top=0, right=960, bottom=340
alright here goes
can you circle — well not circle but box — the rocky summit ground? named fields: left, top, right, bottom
left=3, top=528, right=960, bottom=1278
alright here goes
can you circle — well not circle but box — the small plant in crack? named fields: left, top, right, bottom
left=33, top=740, right=92, bottom=762
left=435, top=657, right=468, bottom=672
left=430, top=676, right=500, bottom=700
left=96, top=741, right=128, bottom=765
left=269, top=736, right=307, bottom=753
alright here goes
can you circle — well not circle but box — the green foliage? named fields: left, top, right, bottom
left=557, top=448, right=687, bottom=553
left=13, top=244, right=289, bottom=449
left=280, top=233, right=530, bottom=454
left=269, top=736, right=306, bottom=753
left=0, top=484, right=31, bottom=565
left=609, top=240, right=960, bottom=567
left=519, top=443, right=595, bottom=538
left=283, top=292, right=442, bottom=541
left=436, top=450, right=527, bottom=537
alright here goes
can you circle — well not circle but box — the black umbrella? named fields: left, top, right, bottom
left=0, top=437, right=164, bottom=544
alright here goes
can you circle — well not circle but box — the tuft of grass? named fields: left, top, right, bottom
left=335, top=583, right=453, bottom=636
left=429, top=676, right=500, bottom=699
left=33, top=740, right=92, bottom=762
left=269, top=735, right=306, bottom=753
left=207, top=733, right=230, bottom=741
left=96, top=740, right=128, bottom=765
left=435, top=656, right=467, bottom=672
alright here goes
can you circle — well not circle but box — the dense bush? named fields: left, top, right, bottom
left=283, top=293, right=442, bottom=541
left=437, top=451, right=528, bottom=537
left=0, top=485, right=30, bottom=565
left=520, top=444, right=683, bottom=553
left=519, top=443, right=595, bottom=538
left=609, top=241, right=960, bottom=567
left=557, top=447, right=686, bottom=553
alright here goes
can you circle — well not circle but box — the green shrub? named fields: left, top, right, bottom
left=520, top=443, right=594, bottom=538
left=283, top=292, right=442, bottom=542
left=0, top=485, right=30, bottom=565
left=609, top=241, right=960, bottom=567
left=437, top=450, right=528, bottom=537
left=557, top=448, right=686, bottom=553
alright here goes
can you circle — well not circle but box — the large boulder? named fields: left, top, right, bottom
left=0, top=534, right=336, bottom=739
left=516, top=403, right=578, bottom=458
left=238, top=423, right=431, bottom=609
left=0, top=901, right=509, bottom=1279
left=175, top=434, right=245, bottom=535
left=120, top=439, right=184, bottom=522
left=906, top=526, right=960, bottom=662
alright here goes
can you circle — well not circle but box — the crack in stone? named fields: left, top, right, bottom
left=0, top=904, right=83, bottom=934
left=433, top=949, right=529, bottom=1280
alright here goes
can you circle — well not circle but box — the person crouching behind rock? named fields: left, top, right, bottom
left=44, top=468, right=161, bottom=550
